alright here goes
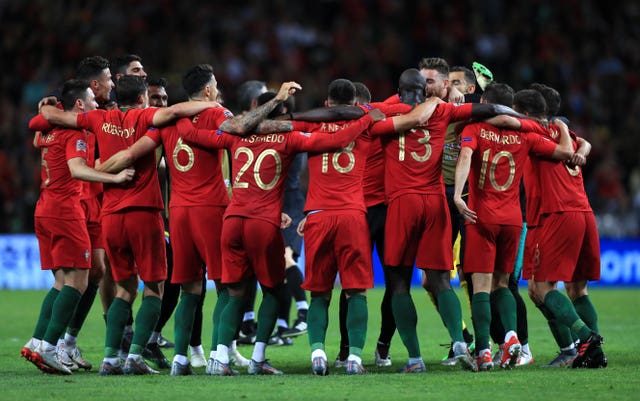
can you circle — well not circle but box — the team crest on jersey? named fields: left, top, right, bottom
left=76, top=139, right=87, bottom=152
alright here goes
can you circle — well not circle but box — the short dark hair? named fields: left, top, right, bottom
left=115, top=75, right=148, bottom=106
left=237, top=80, right=267, bottom=112
left=481, top=82, right=514, bottom=107
left=450, top=66, right=476, bottom=86
left=111, top=54, right=143, bottom=75
left=182, top=64, right=214, bottom=97
left=530, top=83, right=561, bottom=116
left=147, top=77, right=167, bottom=88
left=353, top=82, right=371, bottom=104
left=76, top=56, right=110, bottom=80
left=327, top=79, right=356, bottom=105
left=61, top=79, right=91, bottom=111
left=256, top=91, right=284, bottom=119
left=514, top=89, right=548, bottom=118
left=418, top=57, right=450, bottom=77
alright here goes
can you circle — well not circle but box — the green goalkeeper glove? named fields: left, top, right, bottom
left=472, top=61, right=494, bottom=91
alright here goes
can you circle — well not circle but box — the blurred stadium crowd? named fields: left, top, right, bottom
left=0, top=0, right=638, bottom=237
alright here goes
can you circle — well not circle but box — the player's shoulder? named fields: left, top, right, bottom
left=204, top=105, right=233, bottom=117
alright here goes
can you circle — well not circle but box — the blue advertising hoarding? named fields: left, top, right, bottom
left=1, top=234, right=639, bottom=289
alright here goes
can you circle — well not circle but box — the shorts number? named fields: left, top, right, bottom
left=173, top=138, right=195, bottom=172
left=478, top=149, right=515, bottom=191
left=321, top=141, right=355, bottom=173
left=233, top=147, right=282, bottom=190
left=398, top=128, right=431, bottom=162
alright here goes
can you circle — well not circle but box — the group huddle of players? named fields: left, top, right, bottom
left=20, top=53, right=606, bottom=377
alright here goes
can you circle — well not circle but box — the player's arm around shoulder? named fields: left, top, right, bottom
left=550, top=118, right=575, bottom=161
left=152, top=101, right=220, bottom=127
left=68, top=157, right=135, bottom=184
left=97, top=135, right=157, bottom=173
left=453, top=136, right=476, bottom=224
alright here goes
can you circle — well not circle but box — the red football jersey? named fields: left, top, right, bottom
left=183, top=114, right=374, bottom=225
left=34, top=128, right=87, bottom=219
left=362, top=137, right=385, bottom=207
left=188, top=106, right=235, bottom=207
left=145, top=106, right=233, bottom=208
left=293, top=119, right=373, bottom=213
left=460, top=122, right=558, bottom=225
left=537, top=124, right=592, bottom=214
left=76, top=107, right=163, bottom=215
left=79, top=132, right=103, bottom=201
left=370, top=102, right=473, bottom=201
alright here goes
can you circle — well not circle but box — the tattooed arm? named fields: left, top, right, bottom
left=254, top=120, right=294, bottom=134
left=220, top=81, right=301, bottom=135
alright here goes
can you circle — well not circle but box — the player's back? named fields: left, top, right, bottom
left=78, top=107, right=163, bottom=214
left=463, top=122, right=533, bottom=225
left=157, top=122, right=229, bottom=208
left=35, top=127, right=85, bottom=218
left=378, top=102, right=472, bottom=200
left=537, top=124, right=591, bottom=214
left=225, top=132, right=297, bottom=226
left=302, top=120, right=371, bottom=213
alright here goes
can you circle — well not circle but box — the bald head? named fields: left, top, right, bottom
left=398, top=68, right=426, bottom=106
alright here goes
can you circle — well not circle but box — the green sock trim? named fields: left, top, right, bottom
left=255, top=290, right=279, bottom=343
left=43, top=286, right=81, bottom=345
left=217, top=295, right=245, bottom=347
left=492, top=287, right=517, bottom=334
left=33, top=288, right=60, bottom=339
left=212, top=288, right=229, bottom=349
left=392, top=293, right=420, bottom=358
left=471, top=292, right=491, bottom=352
left=308, top=297, right=330, bottom=348
left=437, top=289, right=464, bottom=343
left=67, top=283, right=99, bottom=336
left=105, top=298, right=131, bottom=357
left=129, top=296, right=162, bottom=355
left=346, top=294, right=367, bottom=356
left=573, top=295, right=599, bottom=333
left=174, top=292, right=200, bottom=356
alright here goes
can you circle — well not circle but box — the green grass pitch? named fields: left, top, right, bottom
left=1, top=287, right=638, bottom=401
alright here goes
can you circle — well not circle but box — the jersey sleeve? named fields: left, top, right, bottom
left=528, top=132, right=558, bottom=158
left=145, top=127, right=162, bottom=144
left=289, top=114, right=374, bottom=152
left=447, top=102, right=473, bottom=122
left=28, top=114, right=53, bottom=132
left=367, top=102, right=411, bottom=117
left=76, top=109, right=105, bottom=132
left=518, top=119, right=548, bottom=136
left=177, top=117, right=231, bottom=149
left=291, top=121, right=321, bottom=132
left=142, top=107, right=159, bottom=127
left=459, top=124, right=477, bottom=150
left=368, top=117, right=396, bottom=136
left=214, top=107, right=234, bottom=128
left=65, top=131, right=88, bottom=161
left=383, top=94, right=401, bottom=104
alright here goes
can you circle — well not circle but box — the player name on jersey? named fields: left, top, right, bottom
left=479, top=128, right=522, bottom=145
